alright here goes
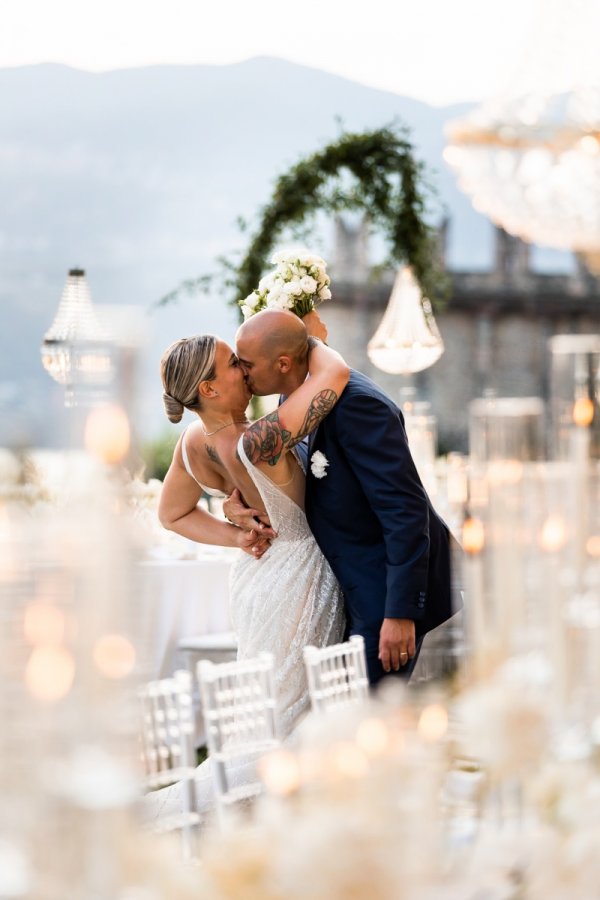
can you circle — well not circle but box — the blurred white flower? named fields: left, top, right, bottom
left=457, top=680, right=549, bottom=777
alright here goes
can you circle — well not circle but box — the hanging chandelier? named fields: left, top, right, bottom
left=367, top=266, right=444, bottom=375
left=41, top=269, right=113, bottom=406
left=443, top=0, right=600, bottom=270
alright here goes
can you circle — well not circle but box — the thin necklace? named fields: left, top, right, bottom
left=203, top=418, right=249, bottom=437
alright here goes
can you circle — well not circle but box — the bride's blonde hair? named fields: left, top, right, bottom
left=160, top=335, right=217, bottom=423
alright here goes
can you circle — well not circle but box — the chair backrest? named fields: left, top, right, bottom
left=197, top=652, right=279, bottom=818
left=138, top=669, right=199, bottom=858
left=303, top=635, right=369, bottom=714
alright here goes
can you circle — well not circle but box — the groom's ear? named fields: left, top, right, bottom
left=276, top=355, right=292, bottom=374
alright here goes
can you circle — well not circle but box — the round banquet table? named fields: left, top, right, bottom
left=138, top=548, right=237, bottom=679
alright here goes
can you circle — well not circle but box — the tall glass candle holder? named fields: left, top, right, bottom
left=464, top=397, right=547, bottom=677
left=469, top=396, right=546, bottom=464
left=549, top=334, right=600, bottom=463
left=400, top=389, right=438, bottom=499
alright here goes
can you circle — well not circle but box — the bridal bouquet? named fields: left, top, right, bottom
left=239, top=249, right=332, bottom=320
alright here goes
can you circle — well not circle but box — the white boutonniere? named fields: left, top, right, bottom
left=310, top=450, right=329, bottom=479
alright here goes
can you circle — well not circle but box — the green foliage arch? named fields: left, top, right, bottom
left=159, top=123, right=446, bottom=315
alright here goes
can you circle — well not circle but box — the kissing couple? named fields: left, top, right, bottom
left=158, top=251, right=459, bottom=738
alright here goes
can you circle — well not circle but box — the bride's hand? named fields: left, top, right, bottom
left=236, top=527, right=271, bottom=559
left=223, top=488, right=277, bottom=538
left=302, top=310, right=328, bottom=342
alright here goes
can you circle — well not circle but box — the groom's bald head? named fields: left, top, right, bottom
left=236, top=310, right=309, bottom=396
left=237, top=309, right=307, bottom=359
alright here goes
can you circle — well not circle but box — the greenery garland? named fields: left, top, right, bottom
left=158, top=122, right=446, bottom=315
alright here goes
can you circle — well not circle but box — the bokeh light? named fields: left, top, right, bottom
left=84, top=404, right=130, bottom=464
left=25, top=646, right=75, bottom=702
left=93, top=634, right=136, bottom=679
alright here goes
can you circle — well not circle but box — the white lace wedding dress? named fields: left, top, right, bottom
left=145, top=434, right=345, bottom=823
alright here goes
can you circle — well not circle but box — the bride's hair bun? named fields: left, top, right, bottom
left=163, top=391, right=185, bottom=424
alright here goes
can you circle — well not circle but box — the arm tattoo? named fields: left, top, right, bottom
left=205, top=444, right=222, bottom=465
left=242, top=389, right=338, bottom=465
left=289, top=389, right=337, bottom=447
left=243, top=411, right=291, bottom=467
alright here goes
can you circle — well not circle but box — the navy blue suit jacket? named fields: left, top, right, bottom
left=304, top=370, right=457, bottom=682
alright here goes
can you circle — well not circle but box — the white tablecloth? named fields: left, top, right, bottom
left=138, top=550, right=237, bottom=678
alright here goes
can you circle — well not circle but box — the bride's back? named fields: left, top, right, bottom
left=183, top=423, right=305, bottom=523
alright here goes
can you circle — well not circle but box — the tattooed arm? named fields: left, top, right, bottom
left=158, top=435, right=271, bottom=557
left=242, top=339, right=349, bottom=466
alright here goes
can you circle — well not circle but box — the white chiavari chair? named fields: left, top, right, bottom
left=177, top=631, right=238, bottom=746
left=138, top=669, right=200, bottom=860
left=303, top=635, right=369, bottom=714
left=197, top=652, right=279, bottom=822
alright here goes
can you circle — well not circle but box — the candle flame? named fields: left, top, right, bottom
left=573, top=396, right=594, bottom=427
left=462, top=516, right=485, bottom=554
left=539, top=515, right=568, bottom=553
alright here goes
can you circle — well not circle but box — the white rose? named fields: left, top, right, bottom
left=268, top=293, right=293, bottom=311
left=245, top=292, right=260, bottom=310
left=318, top=287, right=332, bottom=301
left=241, top=304, right=253, bottom=319
left=283, top=280, right=302, bottom=296
left=258, top=274, right=274, bottom=292
left=302, top=253, right=325, bottom=268
left=300, top=275, right=317, bottom=295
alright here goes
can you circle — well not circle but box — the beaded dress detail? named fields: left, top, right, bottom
left=230, top=435, right=345, bottom=737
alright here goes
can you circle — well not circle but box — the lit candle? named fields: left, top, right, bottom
left=569, top=399, right=592, bottom=590
left=462, top=513, right=487, bottom=679
left=539, top=513, right=569, bottom=711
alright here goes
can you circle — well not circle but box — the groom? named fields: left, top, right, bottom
left=229, top=309, right=458, bottom=684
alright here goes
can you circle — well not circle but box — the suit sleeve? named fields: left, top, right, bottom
left=335, top=391, right=430, bottom=621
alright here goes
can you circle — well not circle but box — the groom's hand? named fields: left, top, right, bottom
left=378, top=618, right=416, bottom=673
left=223, top=489, right=277, bottom=538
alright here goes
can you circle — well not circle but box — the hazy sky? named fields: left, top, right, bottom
left=1, top=0, right=554, bottom=106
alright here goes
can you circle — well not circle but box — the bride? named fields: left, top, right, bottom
left=150, top=317, right=348, bottom=816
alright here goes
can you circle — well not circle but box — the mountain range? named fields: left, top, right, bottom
left=0, top=57, right=568, bottom=445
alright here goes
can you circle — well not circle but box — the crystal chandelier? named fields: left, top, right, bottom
left=41, top=269, right=113, bottom=406
left=367, top=266, right=444, bottom=375
left=443, top=0, right=600, bottom=269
